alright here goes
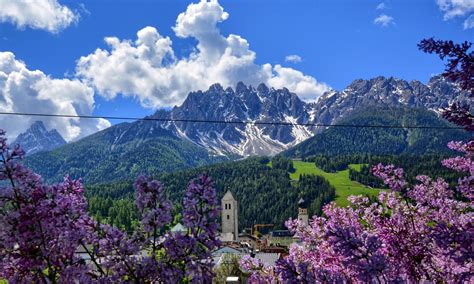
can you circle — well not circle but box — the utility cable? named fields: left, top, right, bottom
left=0, top=111, right=465, bottom=130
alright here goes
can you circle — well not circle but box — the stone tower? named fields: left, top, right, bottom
left=297, top=198, right=309, bottom=226
left=222, top=191, right=239, bottom=241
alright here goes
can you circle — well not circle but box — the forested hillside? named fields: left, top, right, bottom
left=86, top=157, right=335, bottom=231
left=85, top=151, right=467, bottom=231
left=25, top=121, right=225, bottom=184
left=283, top=106, right=470, bottom=158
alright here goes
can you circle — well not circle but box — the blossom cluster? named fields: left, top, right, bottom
left=240, top=255, right=276, bottom=283
left=0, top=129, right=220, bottom=282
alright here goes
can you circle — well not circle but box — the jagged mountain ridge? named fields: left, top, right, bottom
left=154, top=82, right=315, bottom=156
left=13, top=121, right=66, bottom=155
left=311, top=76, right=470, bottom=126
left=153, top=76, right=467, bottom=156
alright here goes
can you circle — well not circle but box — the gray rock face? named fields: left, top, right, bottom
left=154, top=76, right=466, bottom=157
left=311, top=76, right=470, bottom=127
left=13, top=121, right=67, bottom=155
left=155, top=82, right=315, bottom=156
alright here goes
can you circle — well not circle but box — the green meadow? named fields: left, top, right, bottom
left=287, top=160, right=380, bottom=206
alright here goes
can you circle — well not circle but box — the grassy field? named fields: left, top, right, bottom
left=348, top=163, right=364, bottom=172
left=289, top=161, right=379, bottom=206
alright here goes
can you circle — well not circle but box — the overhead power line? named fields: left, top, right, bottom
left=0, top=111, right=465, bottom=130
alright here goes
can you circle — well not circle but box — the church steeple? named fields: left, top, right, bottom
left=221, top=191, right=239, bottom=241
left=297, top=198, right=309, bottom=226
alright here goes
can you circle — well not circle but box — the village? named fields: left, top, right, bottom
left=206, top=191, right=309, bottom=281
left=170, top=191, right=307, bottom=272
left=75, top=190, right=307, bottom=281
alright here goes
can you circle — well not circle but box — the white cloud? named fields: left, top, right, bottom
left=436, top=0, right=474, bottom=19
left=436, top=0, right=474, bottom=29
left=0, top=0, right=78, bottom=33
left=374, top=14, right=395, bottom=26
left=173, top=0, right=229, bottom=61
left=376, top=3, right=386, bottom=10
left=285, top=55, right=302, bottom=63
left=268, top=65, right=329, bottom=102
left=0, top=52, right=110, bottom=142
left=76, top=0, right=330, bottom=107
left=464, top=14, right=474, bottom=28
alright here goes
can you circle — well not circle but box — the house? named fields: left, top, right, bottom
left=238, top=233, right=259, bottom=249
left=171, top=223, right=187, bottom=234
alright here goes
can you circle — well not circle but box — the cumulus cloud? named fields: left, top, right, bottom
left=0, top=0, right=78, bottom=33
left=374, top=14, right=395, bottom=26
left=436, top=0, right=474, bottom=19
left=376, top=3, right=386, bottom=10
left=0, top=52, right=110, bottom=141
left=436, top=0, right=474, bottom=29
left=285, top=54, right=302, bottom=63
left=268, top=65, right=329, bottom=101
left=76, top=0, right=330, bottom=106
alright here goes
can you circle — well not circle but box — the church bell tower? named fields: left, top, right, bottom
left=222, top=191, right=239, bottom=241
left=297, top=198, right=309, bottom=226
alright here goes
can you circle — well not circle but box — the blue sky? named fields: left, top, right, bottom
left=0, top=0, right=472, bottom=140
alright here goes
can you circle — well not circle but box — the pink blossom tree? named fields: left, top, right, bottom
left=0, top=129, right=220, bottom=282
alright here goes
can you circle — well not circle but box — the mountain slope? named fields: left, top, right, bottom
left=25, top=120, right=224, bottom=184
left=283, top=106, right=471, bottom=158
left=13, top=121, right=66, bottom=155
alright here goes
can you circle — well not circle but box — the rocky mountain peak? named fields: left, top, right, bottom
left=30, top=120, right=48, bottom=132
left=257, top=83, right=270, bottom=94
left=13, top=121, right=66, bottom=155
left=312, top=75, right=469, bottom=126
left=209, top=83, right=225, bottom=93
left=153, top=81, right=315, bottom=156
left=225, top=86, right=234, bottom=94
left=235, top=81, right=249, bottom=93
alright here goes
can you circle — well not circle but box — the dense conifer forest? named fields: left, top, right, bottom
left=85, top=152, right=468, bottom=231
left=86, top=157, right=335, bottom=231
left=283, top=107, right=470, bottom=158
